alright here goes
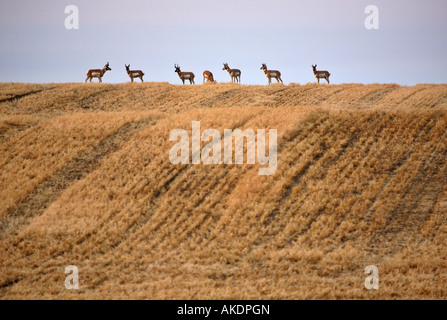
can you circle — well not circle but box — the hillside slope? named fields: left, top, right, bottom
left=1, top=82, right=447, bottom=299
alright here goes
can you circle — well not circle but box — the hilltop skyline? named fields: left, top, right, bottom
left=1, top=0, right=446, bottom=85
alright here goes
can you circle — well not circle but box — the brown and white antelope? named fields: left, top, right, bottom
left=203, top=70, right=216, bottom=83
left=85, top=62, right=111, bottom=83
left=312, top=64, right=330, bottom=84
left=125, top=64, right=144, bottom=82
left=174, top=64, right=195, bottom=85
left=222, top=63, right=241, bottom=84
left=260, top=64, right=283, bottom=85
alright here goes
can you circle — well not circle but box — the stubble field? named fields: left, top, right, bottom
left=1, top=82, right=446, bottom=299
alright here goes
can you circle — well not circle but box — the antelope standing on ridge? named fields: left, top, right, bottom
left=174, top=64, right=195, bottom=84
left=203, top=70, right=216, bottom=83
left=312, top=64, right=330, bottom=84
left=85, top=62, right=111, bottom=83
left=222, top=63, right=241, bottom=84
left=260, top=64, right=283, bottom=85
left=125, top=64, right=144, bottom=82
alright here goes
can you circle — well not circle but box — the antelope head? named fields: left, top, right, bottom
left=125, top=64, right=130, bottom=71
left=174, top=64, right=181, bottom=74
left=222, top=63, right=228, bottom=71
left=105, top=62, right=111, bottom=71
left=260, top=64, right=267, bottom=71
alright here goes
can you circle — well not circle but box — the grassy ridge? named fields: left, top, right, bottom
left=1, top=82, right=446, bottom=299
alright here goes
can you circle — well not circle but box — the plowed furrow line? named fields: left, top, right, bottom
left=0, top=118, right=157, bottom=243
left=259, top=115, right=334, bottom=230
left=312, top=119, right=396, bottom=248
left=201, top=89, right=239, bottom=108
left=316, top=88, right=347, bottom=106
left=123, top=113, right=259, bottom=249
left=379, top=159, right=438, bottom=250
left=396, top=87, right=431, bottom=107
left=359, top=85, right=399, bottom=106
left=164, top=169, right=229, bottom=238
left=279, top=115, right=333, bottom=200
left=387, top=134, right=447, bottom=248
left=363, top=112, right=438, bottom=227
left=284, top=86, right=318, bottom=106
left=0, top=122, right=40, bottom=146
left=0, top=89, right=46, bottom=104
left=269, top=113, right=409, bottom=247
left=262, top=111, right=372, bottom=232
left=167, top=170, right=231, bottom=247
left=292, top=86, right=332, bottom=105
left=370, top=117, right=441, bottom=251
left=431, top=93, right=447, bottom=109
left=69, top=162, right=190, bottom=257
left=262, top=146, right=344, bottom=243
left=78, top=85, right=120, bottom=109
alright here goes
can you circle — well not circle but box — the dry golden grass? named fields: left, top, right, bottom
left=0, top=82, right=446, bottom=299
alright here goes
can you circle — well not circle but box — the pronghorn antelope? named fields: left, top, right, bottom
left=260, top=64, right=283, bottom=85
left=85, top=62, right=111, bottom=83
left=125, top=64, right=144, bottom=82
left=222, top=63, right=241, bottom=84
left=203, top=70, right=216, bottom=83
left=174, top=64, right=195, bottom=84
left=312, top=64, right=330, bottom=84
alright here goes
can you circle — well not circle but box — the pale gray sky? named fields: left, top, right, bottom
left=0, top=0, right=446, bottom=84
